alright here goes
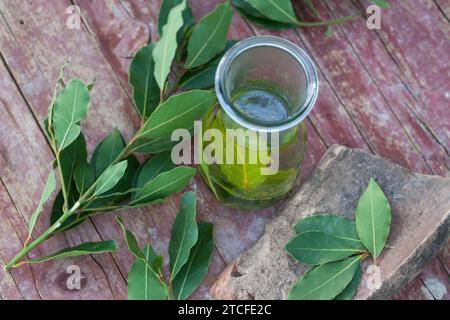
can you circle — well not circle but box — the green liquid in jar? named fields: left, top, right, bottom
left=199, top=84, right=307, bottom=210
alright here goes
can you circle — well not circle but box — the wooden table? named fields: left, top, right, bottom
left=0, top=0, right=448, bottom=300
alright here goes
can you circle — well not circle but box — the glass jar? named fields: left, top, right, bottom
left=199, top=36, right=319, bottom=210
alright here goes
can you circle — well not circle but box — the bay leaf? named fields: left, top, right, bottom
left=59, top=132, right=87, bottom=204
left=371, top=0, right=391, bottom=9
left=173, top=222, right=214, bottom=300
left=169, top=192, right=198, bottom=280
left=28, top=170, right=56, bottom=237
left=334, top=262, right=362, bottom=300
left=53, top=79, right=90, bottom=153
left=185, top=2, right=232, bottom=69
left=198, top=162, right=219, bottom=199
left=129, top=44, right=159, bottom=120
left=246, top=0, right=299, bottom=25
left=93, top=160, right=128, bottom=196
left=91, top=128, right=126, bottom=176
left=285, top=231, right=366, bottom=265
left=128, top=245, right=168, bottom=300
left=179, top=65, right=217, bottom=90
left=158, top=0, right=195, bottom=40
left=87, top=155, right=139, bottom=209
left=28, top=241, right=117, bottom=264
left=214, top=113, right=266, bottom=191
left=179, top=40, right=238, bottom=90
left=133, top=151, right=175, bottom=190
left=355, top=178, right=391, bottom=259
left=73, top=162, right=95, bottom=194
left=130, top=166, right=196, bottom=206
left=294, top=215, right=363, bottom=247
left=116, top=216, right=145, bottom=260
left=234, top=5, right=296, bottom=30
left=130, top=90, right=216, bottom=154
left=288, top=255, right=361, bottom=300
left=233, top=0, right=265, bottom=18
left=153, top=0, right=186, bottom=91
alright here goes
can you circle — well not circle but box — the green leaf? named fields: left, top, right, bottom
left=128, top=245, right=168, bottom=300
left=133, top=151, right=175, bottom=189
left=234, top=5, right=296, bottom=30
left=73, top=162, right=95, bottom=194
left=334, top=263, right=362, bottom=300
left=294, top=215, right=362, bottom=245
left=285, top=231, right=366, bottom=265
left=233, top=0, right=266, bottom=18
left=53, top=79, right=90, bottom=152
left=116, top=216, right=145, bottom=260
left=288, top=255, right=361, bottom=300
left=355, top=178, right=391, bottom=259
left=59, top=133, right=87, bottom=203
left=130, top=166, right=196, bottom=207
left=94, top=160, right=128, bottom=196
left=185, top=2, right=233, bottom=69
left=371, top=0, right=391, bottom=9
left=198, top=162, right=219, bottom=199
left=153, top=0, right=187, bottom=90
left=173, top=222, right=214, bottom=300
left=179, top=65, right=217, bottom=90
left=87, top=155, right=139, bottom=209
left=158, top=0, right=195, bottom=37
left=91, top=128, right=126, bottom=176
left=246, top=0, right=299, bottom=25
left=28, top=170, right=56, bottom=237
left=169, top=192, right=198, bottom=280
left=130, top=90, right=216, bottom=154
left=213, top=113, right=266, bottom=191
left=28, top=241, right=117, bottom=264
left=129, top=44, right=159, bottom=120
left=45, top=62, right=68, bottom=134
left=179, top=40, right=238, bottom=90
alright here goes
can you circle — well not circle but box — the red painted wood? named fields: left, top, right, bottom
left=392, top=277, right=433, bottom=300
left=0, top=0, right=448, bottom=300
left=324, top=0, right=450, bottom=174
left=359, top=0, right=450, bottom=155
left=435, top=0, right=450, bottom=19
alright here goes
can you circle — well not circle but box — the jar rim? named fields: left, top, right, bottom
left=215, top=35, right=319, bottom=133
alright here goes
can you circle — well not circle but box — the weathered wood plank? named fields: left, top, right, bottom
left=280, top=4, right=442, bottom=175
left=435, top=0, right=450, bottom=20
left=0, top=183, right=28, bottom=300
left=419, top=258, right=450, bottom=300
left=0, top=0, right=447, bottom=300
left=323, top=0, right=450, bottom=174
left=392, top=277, right=434, bottom=300
left=358, top=0, right=450, bottom=154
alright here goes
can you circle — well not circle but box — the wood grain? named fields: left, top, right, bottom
left=0, top=0, right=448, bottom=299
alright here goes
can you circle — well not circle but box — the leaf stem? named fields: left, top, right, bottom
left=4, top=201, right=80, bottom=270
left=295, top=14, right=360, bottom=27
left=5, top=128, right=139, bottom=270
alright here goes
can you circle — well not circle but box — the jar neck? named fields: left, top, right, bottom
left=215, top=36, right=319, bottom=133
